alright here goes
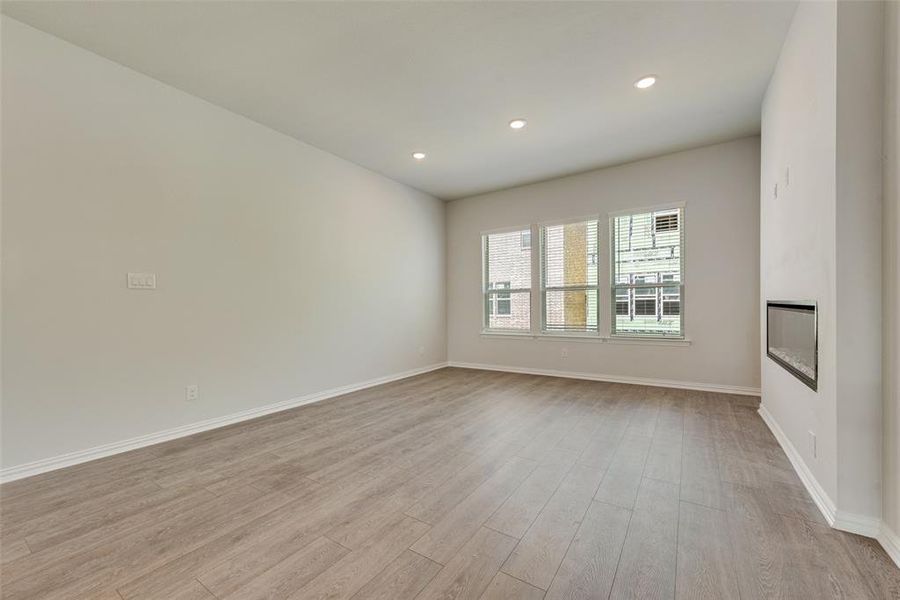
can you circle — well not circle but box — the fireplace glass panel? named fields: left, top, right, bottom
left=767, top=301, right=817, bottom=390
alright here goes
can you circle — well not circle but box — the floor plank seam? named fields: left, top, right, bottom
left=195, top=576, right=221, bottom=599
left=407, top=546, right=445, bottom=567
left=402, top=512, right=435, bottom=530
left=678, top=497, right=726, bottom=513
left=322, top=534, right=355, bottom=553
left=481, top=523, right=519, bottom=539
left=402, top=508, right=435, bottom=526
left=672, top=482, right=683, bottom=600
left=541, top=499, right=594, bottom=594
left=605, top=494, right=637, bottom=599
left=499, top=567, right=549, bottom=592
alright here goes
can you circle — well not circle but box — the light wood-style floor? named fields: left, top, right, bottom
left=1, top=368, right=898, bottom=600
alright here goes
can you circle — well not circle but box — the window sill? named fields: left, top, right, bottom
left=480, top=330, right=534, bottom=338
left=604, top=335, right=691, bottom=347
left=480, top=331, right=691, bottom=346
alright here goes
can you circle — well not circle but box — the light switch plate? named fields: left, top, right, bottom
left=127, top=272, right=157, bottom=289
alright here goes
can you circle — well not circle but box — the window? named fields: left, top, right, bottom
left=540, top=219, right=600, bottom=333
left=483, top=230, right=531, bottom=331
left=654, top=212, right=679, bottom=232
left=633, top=276, right=657, bottom=316
left=488, top=282, right=511, bottom=315
left=661, top=273, right=680, bottom=315
left=611, top=207, right=683, bottom=337
left=615, top=288, right=629, bottom=315
left=521, top=230, right=532, bottom=250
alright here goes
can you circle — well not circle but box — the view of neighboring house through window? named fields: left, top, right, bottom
left=611, top=207, right=684, bottom=337
left=541, top=219, right=600, bottom=333
left=488, top=282, right=511, bottom=315
left=483, top=229, right=531, bottom=331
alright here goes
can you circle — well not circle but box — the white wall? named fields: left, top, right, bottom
left=447, top=137, right=761, bottom=392
left=0, top=17, right=447, bottom=470
left=834, top=0, right=884, bottom=522
left=883, top=0, right=900, bottom=542
left=760, top=0, right=883, bottom=527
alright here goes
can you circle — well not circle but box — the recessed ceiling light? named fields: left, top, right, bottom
left=634, top=75, right=657, bottom=89
left=412, top=151, right=426, bottom=160
left=509, top=118, right=527, bottom=130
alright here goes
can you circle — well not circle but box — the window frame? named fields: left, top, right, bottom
left=538, top=215, right=602, bottom=337
left=481, top=226, right=533, bottom=333
left=661, top=273, right=681, bottom=316
left=609, top=204, right=685, bottom=339
left=520, top=230, right=532, bottom=250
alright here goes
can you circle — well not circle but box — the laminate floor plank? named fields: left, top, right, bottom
left=3, top=486, right=220, bottom=585
left=0, top=539, right=31, bottom=566
left=404, top=443, right=527, bottom=525
left=577, top=424, right=626, bottom=470
left=674, top=501, right=739, bottom=600
left=680, top=437, right=726, bottom=510
left=415, top=527, right=518, bottom=600
left=4, top=485, right=289, bottom=600
left=838, top=533, right=900, bottom=599
left=500, top=463, right=606, bottom=590
left=479, top=572, right=546, bottom=600
left=118, top=481, right=341, bottom=599
left=1, top=368, right=895, bottom=600
left=325, top=449, right=480, bottom=550
left=593, top=434, right=652, bottom=510
left=608, top=478, right=680, bottom=600
left=2, top=479, right=163, bottom=545
left=292, top=515, right=428, bottom=600
left=410, top=457, right=537, bottom=564
left=23, top=481, right=195, bottom=553
left=643, top=434, right=682, bottom=485
left=216, top=536, right=348, bottom=600
left=485, top=449, right=578, bottom=539
left=349, top=549, right=442, bottom=600
left=543, top=500, right=630, bottom=600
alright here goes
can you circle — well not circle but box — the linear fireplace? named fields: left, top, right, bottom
left=766, top=301, right=817, bottom=390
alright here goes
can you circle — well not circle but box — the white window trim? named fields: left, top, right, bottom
left=538, top=216, right=602, bottom=337
left=479, top=331, right=692, bottom=346
left=608, top=204, right=686, bottom=340
left=481, top=227, right=533, bottom=334
left=607, top=200, right=687, bottom=218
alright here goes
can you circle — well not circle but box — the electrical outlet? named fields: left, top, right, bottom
left=561, top=347, right=569, bottom=359
left=185, top=384, right=199, bottom=402
left=809, top=430, right=817, bottom=458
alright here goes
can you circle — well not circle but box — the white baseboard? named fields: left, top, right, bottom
left=878, top=522, right=900, bottom=568
left=447, top=361, right=761, bottom=396
left=833, top=510, right=883, bottom=538
left=758, top=405, right=900, bottom=568
left=0, top=362, right=449, bottom=484
left=757, top=404, right=838, bottom=525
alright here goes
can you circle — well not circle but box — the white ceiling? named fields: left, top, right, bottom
left=2, top=1, right=796, bottom=200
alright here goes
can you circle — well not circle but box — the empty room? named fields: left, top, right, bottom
left=1, top=0, right=899, bottom=598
